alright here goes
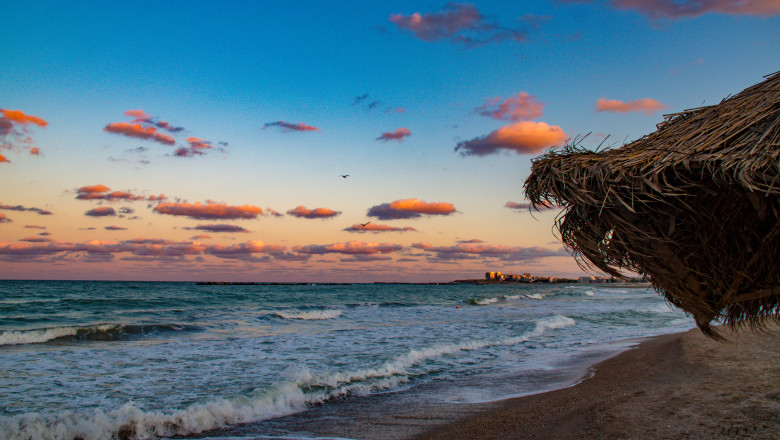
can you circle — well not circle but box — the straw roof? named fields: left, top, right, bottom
left=525, top=71, right=780, bottom=337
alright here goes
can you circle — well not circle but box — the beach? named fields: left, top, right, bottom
left=414, top=323, right=780, bottom=440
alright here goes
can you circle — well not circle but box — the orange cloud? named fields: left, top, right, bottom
left=389, top=3, right=528, bottom=46
left=153, top=202, right=264, bottom=220
left=455, top=121, right=567, bottom=156
left=104, top=122, right=176, bottom=145
left=376, top=127, right=411, bottom=142
left=77, top=184, right=111, bottom=195
left=595, top=97, right=667, bottom=115
left=263, top=121, right=319, bottom=132
left=205, top=241, right=285, bottom=260
left=367, top=198, right=457, bottom=220
left=186, top=224, right=251, bottom=233
left=0, top=109, right=48, bottom=127
left=293, top=240, right=402, bottom=255
left=0, top=213, right=10, bottom=223
left=475, top=92, right=545, bottom=122
left=75, top=185, right=162, bottom=202
left=175, top=137, right=216, bottom=157
left=0, top=153, right=8, bottom=163
left=344, top=223, right=417, bottom=232
left=608, top=0, right=780, bottom=18
left=286, top=205, right=341, bottom=219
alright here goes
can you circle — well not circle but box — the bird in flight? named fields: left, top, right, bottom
left=359, top=221, right=371, bottom=227
left=340, top=174, right=349, bottom=178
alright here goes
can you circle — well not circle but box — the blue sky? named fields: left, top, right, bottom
left=1, top=0, right=778, bottom=281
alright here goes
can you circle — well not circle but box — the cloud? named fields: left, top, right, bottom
left=0, top=109, right=48, bottom=127
left=0, top=203, right=53, bottom=215
left=24, top=225, right=46, bottom=229
left=186, top=224, right=251, bottom=233
left=0, top=213, right=10, bottom=223
left=505, top=201, right=561, bottom=211
left=21, top=236, right=53, bottom=243
left=474, top=92, right=545, bottom=122
left=263, top=121, right=319, bottom=132
left=190, top=234, right=212, bottom=240
left=603, top=0, right=780, bottom=19
left=204, top=241, right=285, bottom=261
left=412, top=241, right=568, bottom=261
left=123, top=109, right=184, bottom=133
left=104, top=226, right=127, bottom=231
left=175, top=137, right=215, bottom=157
left=595, top=97, right=667, bottom=115
left=344, top=223, right=418, bottom=232
left=85, top=207, right=117, bottom=217
left=376, top=128, right=411, bottom=142
left=153, top=202, right=264, bottom=220
left=389, top=3, right=529, bottom=47
left=0, top=109, right=48, bottom=156
left=294, top=240, right=403, bottom=255
left=367, top=198, right=456, bottom=220
left=340, top=255, right=393, bottom=263
left=286, top=205, right=341, bottom=219
left=104, top=122, right=176, bottom=145
left=455, top=121, right=567, bottom=156
left=75, top=185, right=165, bottom=202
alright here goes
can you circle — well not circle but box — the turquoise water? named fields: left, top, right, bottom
left=0, top=281, right=693, bottom=440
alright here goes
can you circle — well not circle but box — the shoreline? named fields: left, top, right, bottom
left=412, top=323, right=780, bottom=440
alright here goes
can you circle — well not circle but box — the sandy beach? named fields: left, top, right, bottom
left=414, top=323, right=780, bottom=440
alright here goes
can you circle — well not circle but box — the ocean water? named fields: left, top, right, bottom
left=0, top=280, right=694, bottom=440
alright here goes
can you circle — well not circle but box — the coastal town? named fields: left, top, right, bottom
left=452, top=271, right=649, bottom=285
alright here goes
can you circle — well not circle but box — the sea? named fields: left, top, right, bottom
left=0, top=280, right=694, bottom=440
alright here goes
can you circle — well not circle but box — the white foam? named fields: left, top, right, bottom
left=471, top=297, right=499, bottom=305
left=0, top=315, right=576, bottom=440
left=0, top=324, right=119, bottom=346
left=273, top=310, right=342, bottom=320
left=525, top=293, right=544, bottom=300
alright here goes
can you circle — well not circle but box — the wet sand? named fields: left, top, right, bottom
left=414, top=323, right=780, bottom=440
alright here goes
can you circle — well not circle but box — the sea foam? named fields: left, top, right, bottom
left=0, top=314, right=575, bottom=440
left=273, top=310, right=343, bottom=320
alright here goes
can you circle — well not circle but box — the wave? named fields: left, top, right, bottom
left=0, top=323, right=202, bottom=346
left=467, top=294, right=524, bottom=305
left=273, top=310, right=343, bottom=320
left=0, top=315, right=575, bottom=440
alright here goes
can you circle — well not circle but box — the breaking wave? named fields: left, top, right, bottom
left=273, top=310, right=343, bottom=320
left=0, top=323, right=202, bottom=346
left=0, top=315, right=575, bottom=440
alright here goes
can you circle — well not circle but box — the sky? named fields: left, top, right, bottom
left=1, top=0, right=778, bottom=282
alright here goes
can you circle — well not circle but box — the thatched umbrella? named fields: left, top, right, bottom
left=524, top=71, right=780, bottom=337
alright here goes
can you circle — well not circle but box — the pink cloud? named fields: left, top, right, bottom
left=85, top=207, right=116, bottom=217
left=412, top=241, right=568, bottom=261
left=293, top=241, right=403, bottom=255
left=286, top=205, right=341, bottom=219
left=474, top=92, right=545, bottom=122
left=455, top=121, right=567, bottom=156
left=367, top=198, right=457, bottom=220
left=595, top=97, right=667, bottom=115
left=344, top=223, right=418, bottom=232
left=205, top=241, right=285, bottom=261
left=610, top=0, right=780, bottom=18
left=377, top=128, right=411, bottom=142
left=389, top=3, right=528, bottom=46
left=263, top=121, right=319, bottom=132
left=153, top=202, right=264, bottom=220
left=104, top=122, right=176, bottom=145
